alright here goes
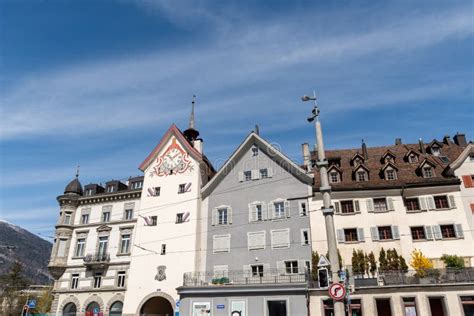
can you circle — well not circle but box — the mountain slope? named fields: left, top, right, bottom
left=0, top=220, right=53, bottom=285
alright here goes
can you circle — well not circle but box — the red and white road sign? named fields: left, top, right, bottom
left=328, top=283, right=346, bottom=301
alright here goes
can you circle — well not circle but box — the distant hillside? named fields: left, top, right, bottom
left=0, top=220, right=53, bottom=285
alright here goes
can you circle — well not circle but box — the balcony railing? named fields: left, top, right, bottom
left=83, top=253, right=110, bottom=268
left=183, top=268, right=308, bottom=287
left=377, top=268, right=474, bottom=286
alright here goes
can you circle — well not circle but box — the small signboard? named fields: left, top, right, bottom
left=317, top=255, right=330, bottom=267
left=328, top=283, right=346, bottom=301
left=27, top=299, right=36, bottom=309
left=339, top=270, right=346, bottom=283
left=216, top=304, right=225, bottom=309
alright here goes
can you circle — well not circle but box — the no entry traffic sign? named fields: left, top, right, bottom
left=328, top=283, right=346, bottom=301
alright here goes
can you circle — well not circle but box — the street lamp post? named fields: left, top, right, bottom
left=302, top=92, right=344, bottom=316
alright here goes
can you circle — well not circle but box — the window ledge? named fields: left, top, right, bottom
left=412, top=239, right=430, bottom=242
left=377, top=239, right=397, bottom=242
left=342, top=241, right=363, bottom=244
left=270, top=217, right=290, bottom=222
left=406, top=210, right=426, bottom=213
left=116, top=253, right=131, bottom=257
left=71, top=256, right=85, bottom=260
left=429, top=208, right=452, bottom=211
left=337, top=212, right=361, bottom=216
left=370, top=210, right=394, bottom=214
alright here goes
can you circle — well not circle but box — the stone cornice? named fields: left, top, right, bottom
left=79, top=191, right=141, bottom=205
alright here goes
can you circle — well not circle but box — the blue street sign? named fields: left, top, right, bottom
left=174, top=312, right=180, bottom=316
left=93, top=307, right=100, bottom=313
left=27, top=299, right=36, bottom=309
left=339, top=270, right=346, bottom=283
left=217, top=304, right=225, bottom=309
left=176, top=300, right=180, bottom=307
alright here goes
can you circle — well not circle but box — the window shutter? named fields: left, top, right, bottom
left=263, top=263, right=270, bottom=276
left=268, top=203, right=274, bottom=220
left=354, top=200, right=360, bottom=212
left=249, top=204, right=255, bottom=222
left=251, top=169, right=260, bottom=180
left=387, top=198, right=395, bottom=211
left=391, top=226, right=400, bottom=240
left=419, top=197, right=428, bottom=210
left=427, top=196, right=436, bottom=210
left=228, top=207, right=233, bottom=224
left=285, top=201, right=291, bottom=217
left=334, top=202, right=341, bottom=214
left=298, top=260, right=306, bottom=274
left=357, top=228, right=365, bottom=242
left=424, top=226, right=434, bottom=240
left=454, top=224, right=464, bottom=239
left=448, top=195, right=456, bottom=209
left=276, top=261, right=285, bottom=274
left=248, top=232, right=265, bottom=250
left=211, top=209, right=216, bottom=226
left=243, top=265, right=251, bottom=277
left=238, top=172, right=244, bottom=182
left=370, top=227, right=379, bottom=241
left=268, top=168, right=273, bottom=178
left=366, top=199, right=374, bottom=212
left=433, top=225, right=442, bottom=240
left=336, top=229, right=344, bottom=243
left=272, top=230, right=290, bottom=248
left=462, top=175, right=473, bottom=188
left=262, top=204, right=268, bottom=221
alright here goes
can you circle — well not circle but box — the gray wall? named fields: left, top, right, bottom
left=205, top=143, right=312, bottom=275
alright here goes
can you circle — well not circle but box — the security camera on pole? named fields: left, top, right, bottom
left=302, top=91, right=344, bottom=316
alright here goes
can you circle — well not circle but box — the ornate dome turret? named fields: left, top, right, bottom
left=64, top=168, right=83, bottom=195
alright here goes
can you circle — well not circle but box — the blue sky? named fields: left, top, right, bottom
left=0, top=0, right=473, bottom=240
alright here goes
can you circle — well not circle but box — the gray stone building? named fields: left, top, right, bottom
left=178, top=131, right=313, bottom=316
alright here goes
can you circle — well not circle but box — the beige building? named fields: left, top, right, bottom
left=308, top=134, right=474, bottom=316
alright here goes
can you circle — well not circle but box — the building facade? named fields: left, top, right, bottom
left=177, top=132, right=313, bottom=316
left=308, top=135, right=474, bottom=316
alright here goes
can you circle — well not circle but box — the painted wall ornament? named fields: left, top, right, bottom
left=155, top=265, right=167, bottom=281
left=150, top=138, right=192, bottom=177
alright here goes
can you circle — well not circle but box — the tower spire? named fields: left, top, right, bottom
left=183, top=94, right=200, bottom=143
left=189, top=94, right=196, bottom=130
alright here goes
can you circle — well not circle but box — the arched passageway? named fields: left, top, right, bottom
left=63, top=302, right=77, bottom=316
left=140, top=296, right=174, bottom=316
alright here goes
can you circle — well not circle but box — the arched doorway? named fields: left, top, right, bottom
left=63, top=302, right=77, bottom=316
left=140, top=296, right=174, bottom=316
left=85, top=301, right=101, bottom=316
left=110, top=301, right=123, bottom=316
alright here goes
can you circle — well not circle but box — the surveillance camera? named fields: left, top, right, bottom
left=307, top=117, right=315, bottom=122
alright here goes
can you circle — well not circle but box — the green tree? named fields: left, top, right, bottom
left=399, top=256, right=408, bottom=273
left=0, top=262, right=30, bottom=315
left=440, top=254, right=465, bottom=268
left=387, top=249, right=400, bottom=271
left=368, top=251, right=377, bottom=277
left=364, top=253, right=370, bottom=276
left=311, top=251, right=320, bottom=281
left=379, top=248, right=388, bottom=272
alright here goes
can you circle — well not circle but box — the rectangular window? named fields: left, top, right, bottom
left=98, top=236, right=108, bottom=256
left=285, top=261, right=298, bottom=274
left=218, top=208, right=228, bottom=225
left=244, top=171, right=252, bottom=181
left=213, top=234, right=231, bottom=253
left=403, top=297, right=417, bottom=316
left=344, top=228, right=358, bottom=242
left=330, top=172, right=339, bottom=183
left=93, top=272, right=102, bottom=288
left=357, top=171, right=366, bottom=182
left=271, top=229, right=290, bottom=249
left=85, top=189, right=93, bottom=196
left=178, top=184, right=186, bottom=194
left=409, top=154, right=419, bottom=163
left=411, top=227, right=426, bottom=240
left=117, top=271, right=126, bottom=288
left=378, top=226, right=393, bottom=240
left=124, top=209, right=133, bottom=220
left=64, top=214, right=72, bottom=225
left=386, top=169, right=396, bottom=180
left=434, top=196, right=449, bottom=209
left=373, top=198, right=388, bottom=212
left=301, top=229, right=310, bottom=245
left=274, top=202, right=285, bottom=219
left=300, top=202, right=307, bottom=216
left=81, top=213, right=89, bottom=224
left=102, top=212, right=111, bottom=222
left=120, top=234, right=131, bottom=254
left=57, top=238, right=67, bottom=257
left=256, top=204, right=263, bottom=221
left=423, top=167, right=434, bottom=178
left=132, top=181, right=143, bottom=189
left=75, top=238, right=86, bottom=257
left=340, top=200, right=355, bottom=213
left=248, top=231, right=265, bottom=250
left=260, top=168, right=268, bottom=178
left=251, top=265, right=264, bottom=277
left=154, top=187, right=161, bottom=196
left=440, top=224, right=456, bottom=238
left=405, top=198, right=420, bottom=211
left=151, top=216, right=157, bottom=226
left=107, top=185, right=115, bottom=193
left=176, top=213, right=184, bottom=224
left=71, top=274, right=79, bottom=289
left=159, top=244, right=166, bottom=255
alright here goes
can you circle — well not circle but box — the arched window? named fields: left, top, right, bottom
left=110, top=301, right=123, bottom=316
left=63, top=303, right=77, bottom=316
left=86, top=302, right=101, bottom=314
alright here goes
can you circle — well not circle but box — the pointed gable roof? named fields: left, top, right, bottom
left=201, top=132, right=313, bottom=198
left=350, top=152, right=365, bottom=164
left=404, top=149, right=420, bottom=158
left=139, top=124, right=203, bottom=172
left=381, top=149, right=397, bottom=159
left=352, top=163, right=369, bottom=173
left=381, top=161, right=399, bottom=171
left=417, top=158, right=437, bottom=170
left=327, top=164, right=343, bottom=174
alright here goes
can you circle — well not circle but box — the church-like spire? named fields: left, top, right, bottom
left=183, top=95, right=200, bottom=143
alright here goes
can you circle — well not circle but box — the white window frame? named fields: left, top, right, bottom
left=117, top=271, right=126, bottom=288
left=244, top=171, right=252, bottom=181
left=74, top=237, right=86, bottom=257
left=93, top=272, right=102, bottom=288
left=247, top=231, right=266, bottom=250
left=423, top=166, right=434, bottom=178
left=64, top=213, right=72, bottom=225
left=119, top=234, right=131, bottom=255
left=81, top=213, right=89, bottom=225
left=71, top=273, right=79, bottom=289
left=271, top=228, right=290, bottom=249
left=299, top=202, right=308, bottom=216
left=249, top=202, right=266, bottom=222
left=213, top=234, right=231, bottom=253
left=300, top=229, right=310, bottom=246
left=161, top=244, right=166, bottom=255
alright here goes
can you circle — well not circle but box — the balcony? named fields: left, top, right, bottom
left=377, top=268, right=474, bottom=286
left=183, top=268, right=308, bottom=287
left=83, top=252, right=110, bottom=269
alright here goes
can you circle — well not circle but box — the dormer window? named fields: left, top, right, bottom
left=423, top=167, right=434, bottom=178
left=106, top=186, right=115, bottom=193
left=351, top=153, right=365, bottom=167
left=408, top=154, right=419, bottom=163
left=381, top=151, right=396, bottom=164
left=431, top=146, right=441, bottom=156
left=354, top=157, right=363, bottom=166
left=85, top=189, right=93, bottom=196
left=131, top=181, right=143, bottom=190
left=357, top=171, right=367, bottom=182
left=329, top=171, right=340, bottom=183
left=385, top=169, right=397, bottom=180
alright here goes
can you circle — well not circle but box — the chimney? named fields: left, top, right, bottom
left=302, top=143, right=311, bottom=170
left=194, top=139, right=203, bottom=153
left=362, top=139, right=368, bottom=160
left=453, top=133, right=467, bottom=147
left=395, top=138, right=402, bottom=145
left=254, top=125, right=260, bottom=136
left=419, top=138, right=426, bottom=154
left=443, top=135, right=452, bottom=145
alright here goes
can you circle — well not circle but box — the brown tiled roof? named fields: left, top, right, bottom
left=312, top=139, right=466, bottom=191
